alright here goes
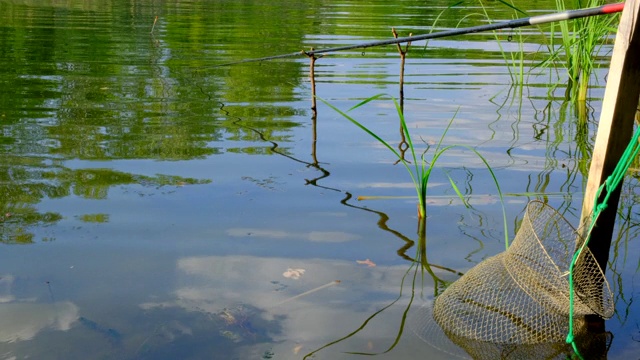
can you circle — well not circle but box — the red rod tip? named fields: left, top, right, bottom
left=602, top=2, right=625, bottom=14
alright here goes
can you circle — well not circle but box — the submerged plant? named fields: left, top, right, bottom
left=319, top=94, right=510, bottom=250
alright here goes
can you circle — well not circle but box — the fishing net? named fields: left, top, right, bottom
left=416, top=200, right=614, bottom=359
left=413, top=304, right=612, bottom=360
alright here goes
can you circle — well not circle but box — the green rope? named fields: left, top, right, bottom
left=566, top=125, right=640, bottom=356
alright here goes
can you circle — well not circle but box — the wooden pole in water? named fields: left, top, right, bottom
left=579, top=0, right=640, bottom=271
left=307, top=48, right=319, bottom=113
left=392, top=28, right=411, bottom=164
left=306, top=48, right=320, bottom=165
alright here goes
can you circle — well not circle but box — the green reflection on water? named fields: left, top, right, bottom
left=0, top=0, right=318, bottom=244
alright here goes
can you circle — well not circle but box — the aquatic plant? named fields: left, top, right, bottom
left=319, top=94, right=510, bottom=249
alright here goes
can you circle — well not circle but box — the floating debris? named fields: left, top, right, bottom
left=282, top=268, right=305, bottom=279
left=356, top=259, right=376, bottom=267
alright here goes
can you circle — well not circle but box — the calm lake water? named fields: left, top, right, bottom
left=1, top=0, right=639, bottom=359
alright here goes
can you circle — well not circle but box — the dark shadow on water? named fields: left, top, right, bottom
left=131, top=305, right=283, bottom=360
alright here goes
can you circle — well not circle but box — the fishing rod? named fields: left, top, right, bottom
left=210, top=2, right=624, bottom=67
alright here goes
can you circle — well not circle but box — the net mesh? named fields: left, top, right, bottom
left=431, top=200, right=614, bottom=347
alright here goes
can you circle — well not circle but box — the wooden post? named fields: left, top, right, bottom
left=579, top=0, right=640, bottom=271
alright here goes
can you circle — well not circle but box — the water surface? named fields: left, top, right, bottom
left=1, top=0, right=639, bottom=359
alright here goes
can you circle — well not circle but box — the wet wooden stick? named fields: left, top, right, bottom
left=392, top=27, right=412, bottom=98
left=150, top=16, right=158, bottom=34
left=305, top=48, right=320, bottom=113
left=392, top=28, right=411, bottom=162
left=304, top=48, right=323, bottom=164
